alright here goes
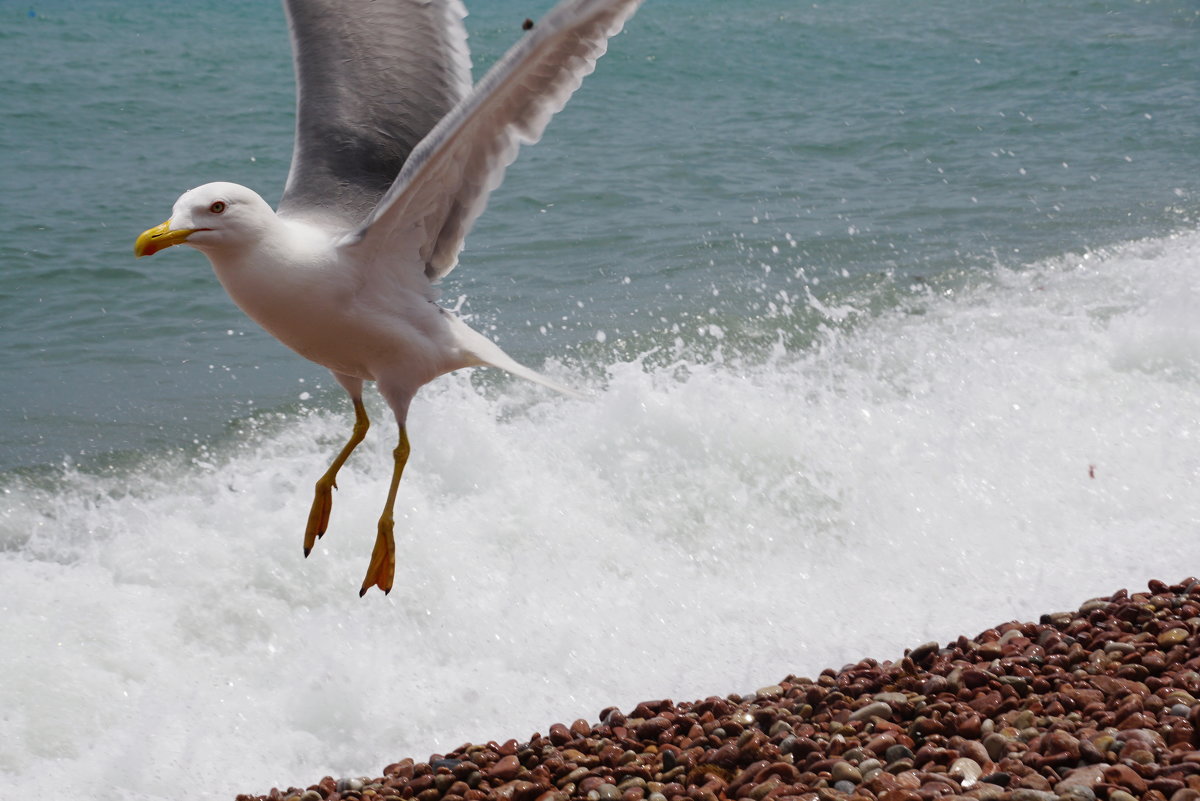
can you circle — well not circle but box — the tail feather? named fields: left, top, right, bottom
left=442, top=310, right=585, bottom=399
left=489, top=354, right=585, bottom=399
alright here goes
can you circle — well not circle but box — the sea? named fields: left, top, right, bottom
left=2, top=0, right=1199, bottom=797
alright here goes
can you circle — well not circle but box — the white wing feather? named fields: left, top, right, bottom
left=346, top=0, right=643, bottom=280
left=279, top=0, right=472, bottom=228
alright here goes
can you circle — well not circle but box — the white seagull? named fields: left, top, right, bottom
left=135, top=0, right=643, bottom=596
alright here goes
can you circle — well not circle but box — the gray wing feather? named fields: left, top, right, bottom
left=278, top=0, right=472, bottom=228
left=349, top=0, right=643, bottom=280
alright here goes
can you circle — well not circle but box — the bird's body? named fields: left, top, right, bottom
left=176, top=184, right=459, bottom=387
left=135, top=0, right=642, bottom=595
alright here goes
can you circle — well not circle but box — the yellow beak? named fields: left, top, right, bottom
left=134, top=220, right=196, bottom=258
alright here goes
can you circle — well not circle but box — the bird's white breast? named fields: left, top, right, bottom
left=205, top=217, right=460, bottom=385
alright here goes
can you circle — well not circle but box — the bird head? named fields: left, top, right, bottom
left=134, top=182, right=273, bottom=258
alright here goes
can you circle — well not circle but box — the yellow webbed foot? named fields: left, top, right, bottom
left=359, top=515, right=397, bottom=597
left=359, top=429, right=408, bottom=596
left=303, top=475, right=337, bottom=556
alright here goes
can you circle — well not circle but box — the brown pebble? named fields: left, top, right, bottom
left=878, top=789, right=922, bottom=801
left=548, top=723, right=573, bottom=746
left=636, top=717, right=672, bottom=741
left=1054, top=763, right=1108, bottom=791
left=489, top=755, right=523, bottom=782
left=494, top=780, right=542, bottom=801
left=1105, top=764, right=1149, bottom=793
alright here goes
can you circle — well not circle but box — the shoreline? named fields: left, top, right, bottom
left=240, top=578, right=1200, bottom=801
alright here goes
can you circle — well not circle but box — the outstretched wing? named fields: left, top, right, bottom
left=278, top=0, right=472, bottom=228
left=347, top=0, right=644, bottom=280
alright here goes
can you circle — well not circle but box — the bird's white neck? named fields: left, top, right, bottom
left=200, top=215, right=349, bottom=346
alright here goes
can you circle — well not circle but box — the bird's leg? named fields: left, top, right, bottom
left=304, top=396, right=370, bottom=556
left=360, top=425, right=410, bottom=597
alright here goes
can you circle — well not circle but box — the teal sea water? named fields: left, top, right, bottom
left=2, top=1, right=1199, bottom=798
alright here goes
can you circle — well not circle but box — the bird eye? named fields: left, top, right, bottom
left=209, top=201, right=227, bottom=214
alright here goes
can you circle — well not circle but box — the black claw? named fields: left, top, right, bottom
left=303, top=546, right=312, bottom=557
left=359, top=586, right=368, bottom=598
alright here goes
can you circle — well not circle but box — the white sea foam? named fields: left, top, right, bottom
left=2, top=232, right=1199, bottom=799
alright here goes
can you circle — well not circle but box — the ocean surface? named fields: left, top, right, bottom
left=2, top=0, right=1199, bottom=797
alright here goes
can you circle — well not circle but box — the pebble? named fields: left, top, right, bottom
left=488, top=755, right=522, bottom=781
left=948, top=757, right=982, bottom=787
left=982, top=732, right=1010, bottom=761
left=830, top=762, right=861, bottom=784
left=1054, top=764, right=1108, bottom=793
left=970, top=784, right=1007, bottom=801
left=873, top=692, right=908, bottom=705
left=980, top=772, right=1011, bottom=787
left=1105, top=763, right=1149, bottom=792
left=1159, top=628, right=1188, bottom=647
left=768, top=719, right=793, bottom=736
left=909, top=641, right=940, bottom=662
left=1059, top=789, right=1096, bottom=801
left=1128, top=748, right=1155, bottom=764
left=848, top=700, right=892, bottom=722
left=1010, top=790, right=1058, bottom=801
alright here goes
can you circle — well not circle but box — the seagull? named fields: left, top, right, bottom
left=134, top=0, right=643, bottom=596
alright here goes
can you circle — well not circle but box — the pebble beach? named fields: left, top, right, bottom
left=239, top=578, right=1200, bottom=801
